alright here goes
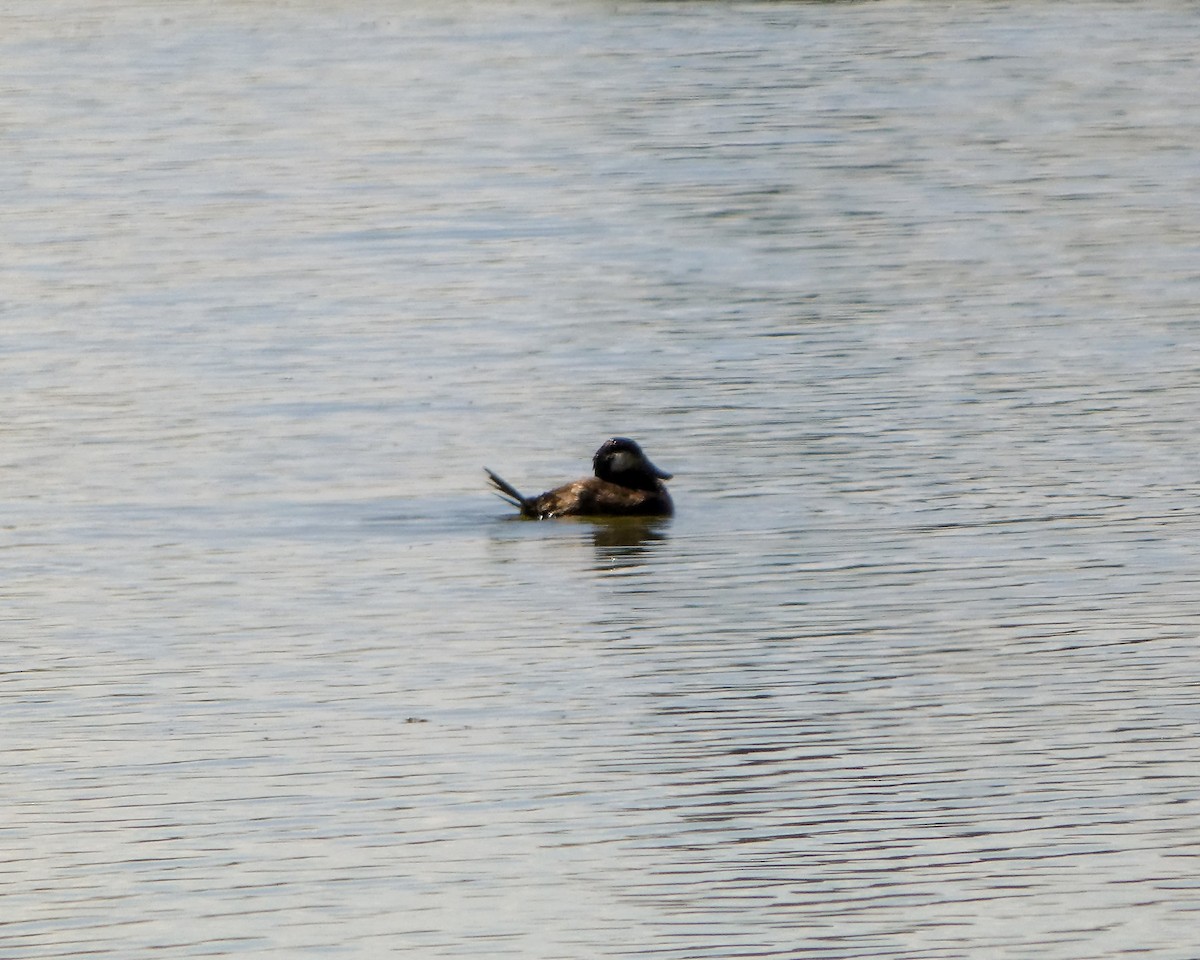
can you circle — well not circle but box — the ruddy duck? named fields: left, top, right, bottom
left=486, top=437, right=673, bottom=519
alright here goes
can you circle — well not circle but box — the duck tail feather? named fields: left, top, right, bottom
left=485, top=468, right=528, bottom=510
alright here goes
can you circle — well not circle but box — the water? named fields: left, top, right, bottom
left=4, top=1, right=1200, bottom=957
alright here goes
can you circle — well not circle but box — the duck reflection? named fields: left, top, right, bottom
left=587, top=516, right=671, bottom=571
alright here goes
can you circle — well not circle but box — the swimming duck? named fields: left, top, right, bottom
left=486, top=437, right=673, bottom=519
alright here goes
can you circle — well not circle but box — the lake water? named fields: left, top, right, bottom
left=5, top=1, right=1200, bottom=957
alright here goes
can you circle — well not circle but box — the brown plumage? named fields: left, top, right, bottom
left=485, top=437, right=673, bottom=519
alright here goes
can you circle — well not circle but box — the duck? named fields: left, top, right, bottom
left=486, top=437, right=673, bottom=519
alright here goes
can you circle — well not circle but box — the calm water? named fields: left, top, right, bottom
left=5, top=1, right=1200, bottom=957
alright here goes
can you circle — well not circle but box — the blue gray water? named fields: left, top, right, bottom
left=5, top=1, right=1200, bottom=957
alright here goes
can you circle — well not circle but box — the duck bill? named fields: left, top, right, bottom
left=648, top=461, right=672, bottom=481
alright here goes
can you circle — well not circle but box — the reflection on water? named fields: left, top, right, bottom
left=6, top=1, right=1200, bottom=958
left=590, top=516, right=671, bottom=560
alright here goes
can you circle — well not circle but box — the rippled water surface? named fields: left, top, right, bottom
left=5, top=1, right=1200, bottom=957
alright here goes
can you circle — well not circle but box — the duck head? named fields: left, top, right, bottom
left=592, top=437, right=672, bottom=490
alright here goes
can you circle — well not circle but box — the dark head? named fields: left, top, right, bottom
left=592, top=437, right=672, bottom=491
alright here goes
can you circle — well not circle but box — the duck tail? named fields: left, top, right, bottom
left=485, top=468, right=529, bottom=513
